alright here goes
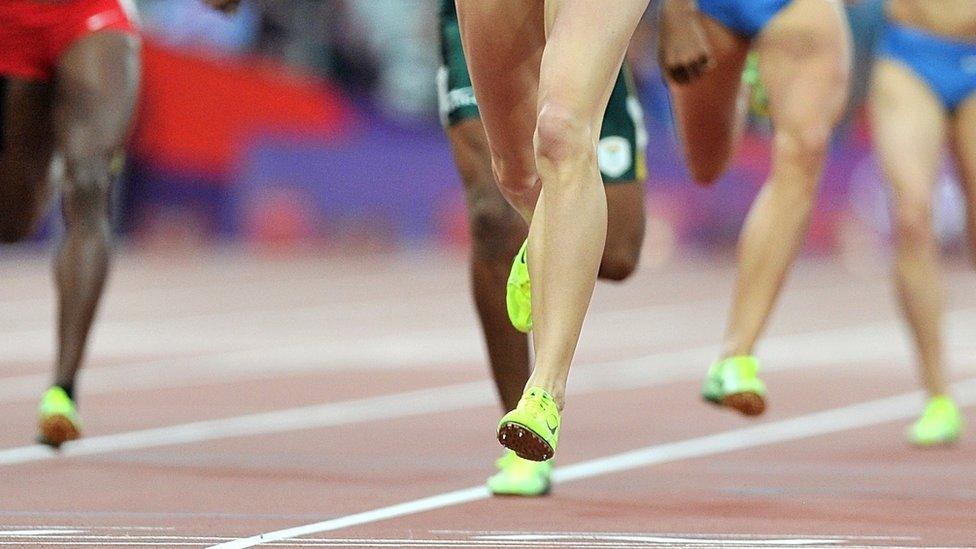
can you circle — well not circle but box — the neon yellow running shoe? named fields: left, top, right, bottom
left=487, top=450, right=553, bottom=497
left=497, top=387, right=559, bottom=461
left=506, top=240, right=532, bottom=333
left=37, top=386, right=81, bottom=448
left=702, top=356, right=767, bottom=416
left=743, top=52, right=768, bottom=118
left=907, top=395, right=963, bottom=447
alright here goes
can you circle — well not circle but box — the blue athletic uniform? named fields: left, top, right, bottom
left=696, top=0, right=792, bottom=39
left=879, top=20, right=976, bottom=112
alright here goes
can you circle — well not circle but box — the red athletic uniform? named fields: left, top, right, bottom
left=0, top=0, right=138, bottom=81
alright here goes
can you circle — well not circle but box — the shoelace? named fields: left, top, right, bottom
left=522, top=391, right=555, bottom=418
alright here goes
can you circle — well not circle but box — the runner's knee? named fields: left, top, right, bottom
left=893, top=196, right=935, bottom=249
left=491, top=157, right=537, bottom=200
left=61, top=147, right=113, bottom=229
left=451, top=121, right=493, bottom=188
left=769, top=124, right=833, bottom=206
left=535, top=103, right=595, bottom=178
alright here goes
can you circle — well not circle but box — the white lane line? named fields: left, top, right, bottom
left=0, top=340, right=487, bottom=403
left=0, top=283, right=725, bottom=380
left=0, top=276, right=853, bottom=370
left=476, top=533, right=845, bottom=545
left=208, top=377, right=976, bottom=549
left=0, top=525, right=174, bottom=532
left=2, top=296, right=970, bottom=406
left=0, top=272, right=755, bottom=376
left=1, top=310, right=972, bottom=466
left=0, top=545, right=949, bottom=549
left=436, top=531, right=923, bottom=542
left=0, top=381, right=486, bottom=466
left=0, top=291, right=471, bottom=362
left=0, top=530, right=84, bottom=536
left=0, top=317, right=917, bottom=465
left=0, top=263, right=435, bottom=312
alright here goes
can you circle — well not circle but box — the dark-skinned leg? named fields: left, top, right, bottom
left=0, top=78, right=56, bottom=243
left=601, top=181, right=645, bottom=281
left=447, top=118, right=531, bottom=412
left=51, top=31, right=139, bottom=404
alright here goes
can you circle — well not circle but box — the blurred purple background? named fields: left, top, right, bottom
left=100, top=0, right=968, bottom=258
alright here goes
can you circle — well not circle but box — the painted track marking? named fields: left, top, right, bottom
left=0, top=279, right=914, bottom=392
left=208, top=377, right=976, bottom=548
left=0, top=282, right=787, bottom=394
left=0, top=309, right=965, bottom=466
left=3, top=299, right=973, bottom=405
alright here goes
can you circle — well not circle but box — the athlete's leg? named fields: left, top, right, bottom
left=665, top=17, right=750, bottom=185
left=522, top=0, right=649, bottom=409
left=871, top=60, right=949, bottom=399
left=459, top=0, right=648, bottom=462
left=447, top=116, right=645, bottom=413
left=456, top=1, right=559, bottom=461
left=952, top=94, right=976, bottom=269
left=459, top=0, right=648, bottom=409
left=875, top=59, right=963, bottom=445
left=601, top=181, right=645, bottom=281
left=720, top=0, right=850, bottom=360
left=599, top=69, right=647, bottom=281
left=0, top=79, right=56, bottom=242
left=51, top=31, right=139, bottom=398
left=456, top=1, right=544, bottom=223
left=447, top=118, right=530, bottom=412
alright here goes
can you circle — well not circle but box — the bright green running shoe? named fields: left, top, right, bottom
left=743, top=52, right=768, bottom=118
left=498, top=387, right=559, bottom=461
left=506, top=240, right=532, bottom=333
left=907, top=395, right=963, bottom=447
left=487, top=450, right=553, bottom=497
left=37, top=386, right=81, bottom=448
left=702, top=356, right=767, bottom=416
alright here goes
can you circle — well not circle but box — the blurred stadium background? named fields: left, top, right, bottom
left=24, top=0, right=967, bottom=262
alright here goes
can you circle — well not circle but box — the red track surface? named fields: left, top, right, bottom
left=0, top=249, right=974, bottom=548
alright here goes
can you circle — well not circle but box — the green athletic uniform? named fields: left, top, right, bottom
left=437, top=0, right=647, bottom=183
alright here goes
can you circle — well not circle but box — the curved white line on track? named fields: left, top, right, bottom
left=208, top=377, right=976, bottom=548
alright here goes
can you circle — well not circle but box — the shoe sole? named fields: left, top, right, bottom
left=722, top=392, right=766, bottom=416
left=497, top=423, right=554, bottom=462
left=490, top=484, right=552, bottom=497
left=38, top=415, right=80, bottom=449
left=911, top=439, right=961, bottom=448
left=909, top=432, right=962, bottom=447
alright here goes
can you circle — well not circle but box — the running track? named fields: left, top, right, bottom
left=0, top=248, right=973, bottom=548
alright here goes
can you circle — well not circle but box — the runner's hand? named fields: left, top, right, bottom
left=658, top=0, right=714, bottom=85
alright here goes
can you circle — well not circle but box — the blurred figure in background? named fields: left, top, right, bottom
left=0, top=0, right=141, bottom=447
left=659, top=0, right=851, bottom=416
left=254, top=0, right=332, bottom=72
left=438, top=0, right=647, bottom=496
left=346, top=0, right=438, bottom=118
left=868, top=0, right=976, bottom=445
left=143, top=0, right=258, bottom=52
